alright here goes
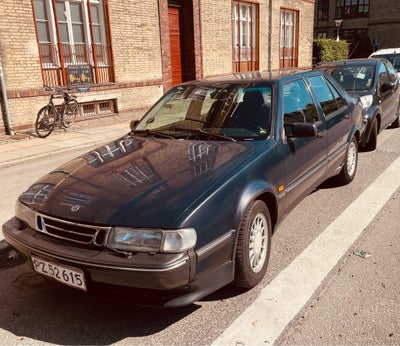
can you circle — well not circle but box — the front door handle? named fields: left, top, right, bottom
left=317, top=130, right=327, bottom=138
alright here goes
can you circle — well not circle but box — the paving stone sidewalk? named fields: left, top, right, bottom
left=0, top=116, right=131, bottom=168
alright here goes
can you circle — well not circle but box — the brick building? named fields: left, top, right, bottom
left=0, top=0, right=315, bottom=134
left=315, top=0, right=400, bottom=58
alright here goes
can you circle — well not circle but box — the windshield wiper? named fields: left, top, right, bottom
left=173, top=127, right=236, bottom=142
left=131, top=129, right=176, bottom=139
left=194, top=128, right=237, bottom=142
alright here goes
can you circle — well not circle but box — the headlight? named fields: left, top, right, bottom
left=359, top=95, right=373, bottom=110
left=108, top=227, right=197, bottom=253
left=15, top=200, right=37, bottom=229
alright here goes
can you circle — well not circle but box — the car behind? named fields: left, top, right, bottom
left=316, top=58, right=400, bottom=151
left=369, top=48, right=400, bottom=76
left=2, top=70, right=363, bottom=307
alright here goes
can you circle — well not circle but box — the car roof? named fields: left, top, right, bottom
left=184, top=69, right=325, bottom=85
left=370, top=48, right=400, bottom=56
left=316, top=58, right=382, bottom=68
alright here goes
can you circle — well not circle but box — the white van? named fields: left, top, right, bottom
left=369, top=48, right=400, bottom=75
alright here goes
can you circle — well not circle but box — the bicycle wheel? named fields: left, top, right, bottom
left=62, top=99, right=78, bottom=128
left=35, top=106, right=56, bottom=138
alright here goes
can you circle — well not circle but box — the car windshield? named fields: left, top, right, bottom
left=325, top=65, right=375, bottom=92
left=134, top=83, right=272, bottom=141
left=372, top=54, right=400, bottom=72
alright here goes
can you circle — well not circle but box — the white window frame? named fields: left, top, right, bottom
left=232, top=1, right=256, bottom=63
left=35, top=0, right=107, bottom=67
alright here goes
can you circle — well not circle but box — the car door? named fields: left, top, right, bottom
left=307, top=74, right=353, bottom=178
left=377, top=61, right=399, bottom=128
left=280, top=78, right=328, bottom=211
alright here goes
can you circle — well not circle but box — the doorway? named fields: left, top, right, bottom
left=168, top=7, right=182, bottom=85
left=165, top=0, right=199, bottom=86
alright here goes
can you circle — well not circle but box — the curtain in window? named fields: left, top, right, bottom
left=280, top=9, right=299, bottom=68
left=33, top=0, right=114, bottom=86
left=232, top=1, right=259, bottom=73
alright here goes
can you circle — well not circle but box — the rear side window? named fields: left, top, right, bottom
left=308, top=75, right=346, bottom=117
left=372, top=53, right=400, bottom=72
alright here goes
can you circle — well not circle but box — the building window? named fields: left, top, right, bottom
left=280, top=8, right=299, bottom=69
left=32, top=0, right=114, bottom=86
left=335, top=0, right=369, bottom=19
left=232, top=1, right=259, bottom=73
left=317, top=0, right=329, bottom=21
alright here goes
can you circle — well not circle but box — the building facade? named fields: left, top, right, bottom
left=315, top=0, right=400, bottom=58
left=0, top=0, right=315, bottom=134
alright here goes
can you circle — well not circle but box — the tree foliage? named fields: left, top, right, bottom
left=313, top=39, right=349, bottom=65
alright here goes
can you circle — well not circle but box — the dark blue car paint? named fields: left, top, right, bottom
left=2, top=70, right=363, bottom=307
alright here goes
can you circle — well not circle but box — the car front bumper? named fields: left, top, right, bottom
left=2, top=217, right=235, bottom=307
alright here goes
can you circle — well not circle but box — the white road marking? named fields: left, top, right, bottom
left=212, top=154, right=400, bottom=346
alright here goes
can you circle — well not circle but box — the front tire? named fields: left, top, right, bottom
left=233, top=200, right=272, bottom=288
left=336, top=136, right=358, bottom=185
left=35, top=106, right=55, bottom=138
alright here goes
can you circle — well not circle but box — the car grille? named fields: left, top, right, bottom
left=36, top=214, right=111, bottom=247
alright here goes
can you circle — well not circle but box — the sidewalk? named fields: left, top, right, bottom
left=0, top=116, right=131, bottom=169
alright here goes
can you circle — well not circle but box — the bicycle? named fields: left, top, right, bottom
left=35, top=86, right=79, bottom=138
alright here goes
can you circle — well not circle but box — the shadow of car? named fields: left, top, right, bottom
left=316, top=58, right=400, bottom=151
left=2, top=70, right=363, bottom=307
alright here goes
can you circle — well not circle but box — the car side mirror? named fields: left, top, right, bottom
left=130, top=120, right=139, bottom=130
left=285, top=122, right=317, bottom=138
left=381, top=82, right=394, bottom=93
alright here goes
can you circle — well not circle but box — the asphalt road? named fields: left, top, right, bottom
left=0, top=126, right=399, bottom=345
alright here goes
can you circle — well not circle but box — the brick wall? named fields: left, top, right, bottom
left=200, top=0, right=314, bottom=75
left=316, top=0, right=400, bottom=52
left=369, top=0, right=400, bottom=48
left=0, top=1, right=43, bottom=91
left=108, top=0, right=163, bottom=82
left=0, top=0, right=315, bottom=134
left=0, top=0, right=166, bottom=133
left=201, top=0, right=233, bottom=76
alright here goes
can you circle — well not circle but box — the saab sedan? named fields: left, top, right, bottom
left=3, top=70, right=363, bottom=307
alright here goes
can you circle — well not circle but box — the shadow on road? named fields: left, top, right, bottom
left=0, top=241, right=202, bottom=344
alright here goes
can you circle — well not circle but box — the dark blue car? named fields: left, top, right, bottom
left=2, top=70, right=363, bottom=307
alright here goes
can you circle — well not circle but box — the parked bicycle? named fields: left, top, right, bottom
left=35, top=86, right=79, bottom=138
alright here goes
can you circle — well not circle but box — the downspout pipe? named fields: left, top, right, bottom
left=0, top=59, right=14, bottom=135
left=268, top=0, right=273, bottom=72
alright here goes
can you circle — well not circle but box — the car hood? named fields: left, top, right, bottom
left=19, top=134, right=259, bottom=228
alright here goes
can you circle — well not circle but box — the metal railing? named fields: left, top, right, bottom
left=39, top=43, right=114, bottom=86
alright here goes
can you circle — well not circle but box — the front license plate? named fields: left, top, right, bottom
left=31, top=255, right=87, bottom=291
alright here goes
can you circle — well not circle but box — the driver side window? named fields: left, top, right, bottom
left=283, top=79, right=319, bottom=125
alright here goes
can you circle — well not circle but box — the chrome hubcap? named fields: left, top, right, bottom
left=249, top=212, right=268, bottom=273
left=347, top=141, right=357, bottom=177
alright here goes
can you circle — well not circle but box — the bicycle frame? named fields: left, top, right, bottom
left=48, top=93, right=71, bottom=123
left=35, top=86, right=80, bottom=138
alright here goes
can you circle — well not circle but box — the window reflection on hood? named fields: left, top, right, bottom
left=20, top=183, right=55, bottom=206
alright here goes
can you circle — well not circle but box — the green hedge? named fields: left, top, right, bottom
left=313, top=39, right=349, bottom=65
